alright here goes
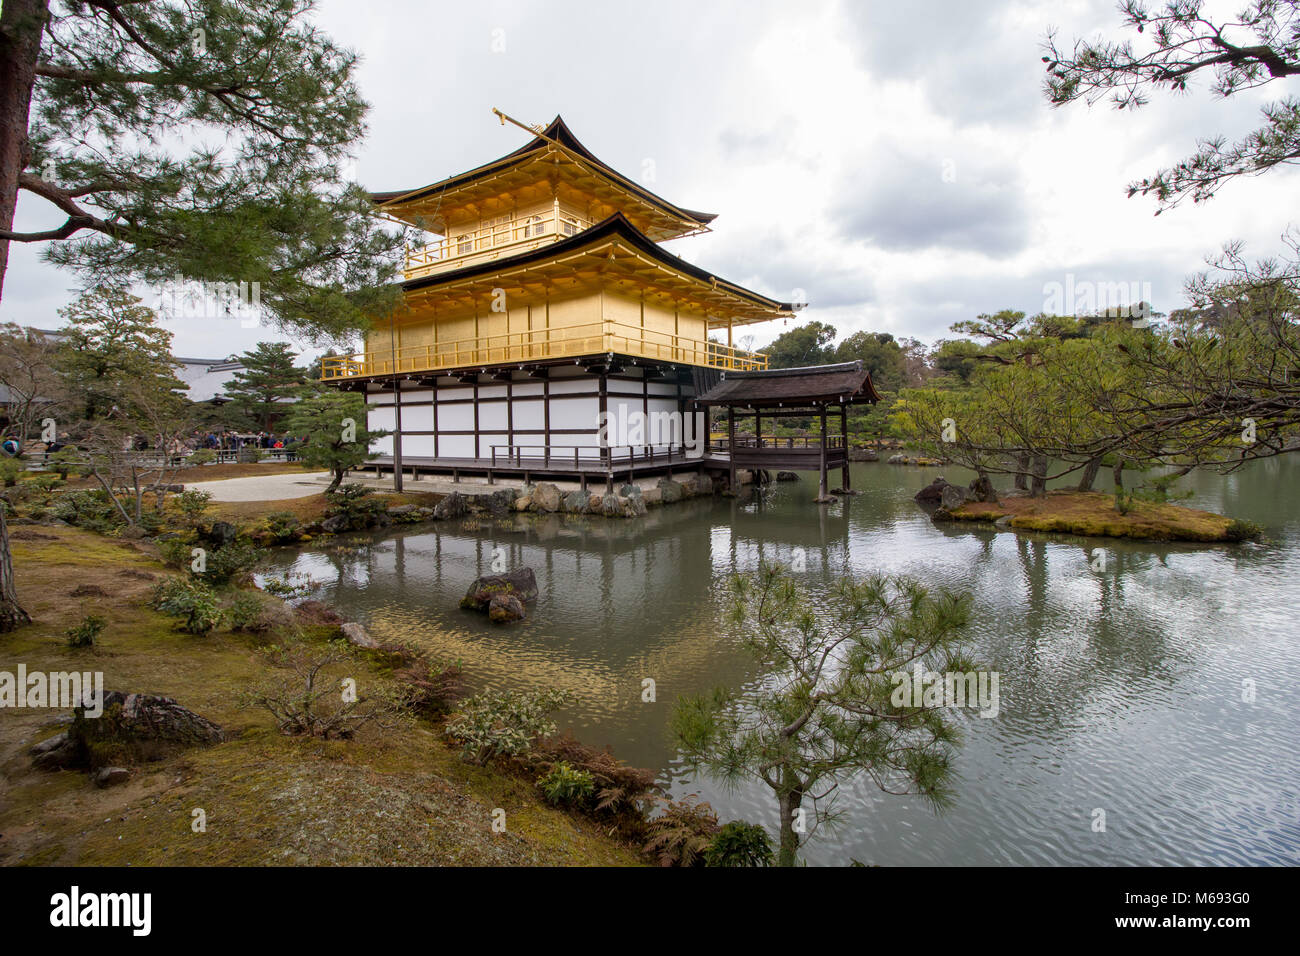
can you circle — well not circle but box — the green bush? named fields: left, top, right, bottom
left=224, top=591, right=279, bottom=632
left=151, top=578, right=223, bottom=635
left=704, top=820, right=774, bottom=867
left=160, top=536, right=261, bottom=586
left=536, top=761, right=596, bottom=808
left=259, top=510, right=302, bottom=544
left=48, top=446, right=84, bottom=479
left=52, top=489, right=123, bottom=532
left=174, top=489, right=212, bottom=526
left=200, top=541, right=261, bottom=585
left=0, top=457, right=19, bottom=487
left=65, top=614, right=107, bottom=648
left=444, top=688, right=573, bottom=766
left=186, top=449, right=216, bottom=466
left=1224, top=518, right=1263, bottom=542
left=28, top=472, right=60, bottom=494
left=324, top=483, right=388, bottom=530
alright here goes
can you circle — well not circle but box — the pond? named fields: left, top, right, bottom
left=261, top=458, right=1300, bottom=866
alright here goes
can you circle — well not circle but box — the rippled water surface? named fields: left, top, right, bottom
left=262, top=459, right=1300, bottom=865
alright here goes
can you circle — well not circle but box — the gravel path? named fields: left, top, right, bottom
left=182, top=471, right=332, bottom=501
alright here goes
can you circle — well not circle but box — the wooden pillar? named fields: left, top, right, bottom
left=727, top=406, right=736, bottom=492
left=817, top=404, right=829, bottom=502
left=840, top=403, right=850, bottom=492
left=392, top=381, right=404, bottom=493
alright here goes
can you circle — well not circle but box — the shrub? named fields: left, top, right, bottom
left=240, top=640, right=412, bottom=739
left=0, top=457, right=19, bottom=487
left=528, top=733, right=659, bottom=825
left=48, top=446, right=84, bottom=480
left=377, top=643, right=462, bottom=717
left=261, top=571, right=320, bottom=599
left=643, top=797, right=719, bottom=867
left=65, top=614, right=107, bottom=648
left=224, top=592, right=278, bottom=632
left=174, top=489, right=212, bottom=526
left=536, top=761, right=596, bottom=808
left=444, top=688, right=573, bottom=766
left=151, top=578, right=223, bottom=635
left=324, top=483, right=388, bottom=530
left=704, top=820, right=774, bottom=867
left=28, top=472, right=60, bottom=494
left=187, top=449, right=216, bottom=466
left=52, top=489, right=123, bottom=532
left=1224, top=518, right=1263, bottom=542
left=199, top=541, right=261, bottom=586
left=259, top=510, right=302, bottom=544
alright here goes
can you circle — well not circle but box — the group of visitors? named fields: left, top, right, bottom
left=196, top=430, right=297, bottom=453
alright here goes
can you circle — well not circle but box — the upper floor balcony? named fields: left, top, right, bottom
left=404, top=209, right=594, bottom=280
left=320, top=320, right=768, bottom=381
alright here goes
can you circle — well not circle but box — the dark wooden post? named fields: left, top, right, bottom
left=817, top=404, right=829, bottom=503
left=727, top=407, right=736, bottom=492
left=840, top=402, right=850, bottom=492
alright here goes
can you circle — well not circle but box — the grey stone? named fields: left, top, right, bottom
left=433, top=492, right=471, bottom=520
left=968, top=475, right=999, bottom=503
left=460, top=568, right=539, bottom=610
left=94, top=766, right=131, bottom=788
left=341, top=622, right=378, bottom=649
left=531, top=482, right=562, bottom=513
left=204, top=521, right=238, bottom=547
left=320, top=514, right=349, bottom=534
left=487, top=593, right=526, bottom=624
left=940, top=484, right=970, bottom=511
left=776, top=471, right=800, bottom=482
left=29, top=732, right=69, bottom=755
left=658, top=478, right=684, bottom=504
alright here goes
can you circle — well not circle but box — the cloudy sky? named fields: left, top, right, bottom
left=4, top=0, right=1296, bottom=362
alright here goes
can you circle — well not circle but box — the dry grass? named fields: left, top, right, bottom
left=0, top=525, right=641, bottom=866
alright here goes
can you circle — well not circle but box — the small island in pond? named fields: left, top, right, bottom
left=929, top=487, right=1260, bottom=543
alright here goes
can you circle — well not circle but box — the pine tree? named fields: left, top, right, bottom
left=225, top=342, right=305, bottom=431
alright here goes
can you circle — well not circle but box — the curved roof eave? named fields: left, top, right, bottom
left=399, top=212, right=792, bottom=315
left=371, top=116, right=718, bottom=227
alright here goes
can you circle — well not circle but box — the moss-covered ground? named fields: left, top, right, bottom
left=0, top=524, right=642, bottom=866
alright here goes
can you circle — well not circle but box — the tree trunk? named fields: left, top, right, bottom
left=1112, top=456, right=1125, bottom=490
left=777, top=787, right=804, bottom=868
left=0, top=0, right=47, bottom=301
left=1013, top=453, right=1029, bottom=491
left=1077, top=456, right=1102, bottom=492
left=1029, top=455, right=1049, bottom=497
left=0, top=505, right=31, bottom=632
left=327, top=466, right=344, bottom=493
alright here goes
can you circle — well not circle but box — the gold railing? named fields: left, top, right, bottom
left=404, top=210, right=594, bottom=279
left=320, top=320, right=768, bottom=380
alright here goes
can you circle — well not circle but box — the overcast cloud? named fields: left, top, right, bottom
left=4, top=0, right=1297, bottom=360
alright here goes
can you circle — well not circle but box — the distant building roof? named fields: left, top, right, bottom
left=694, top=361, right=881, bottom=407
